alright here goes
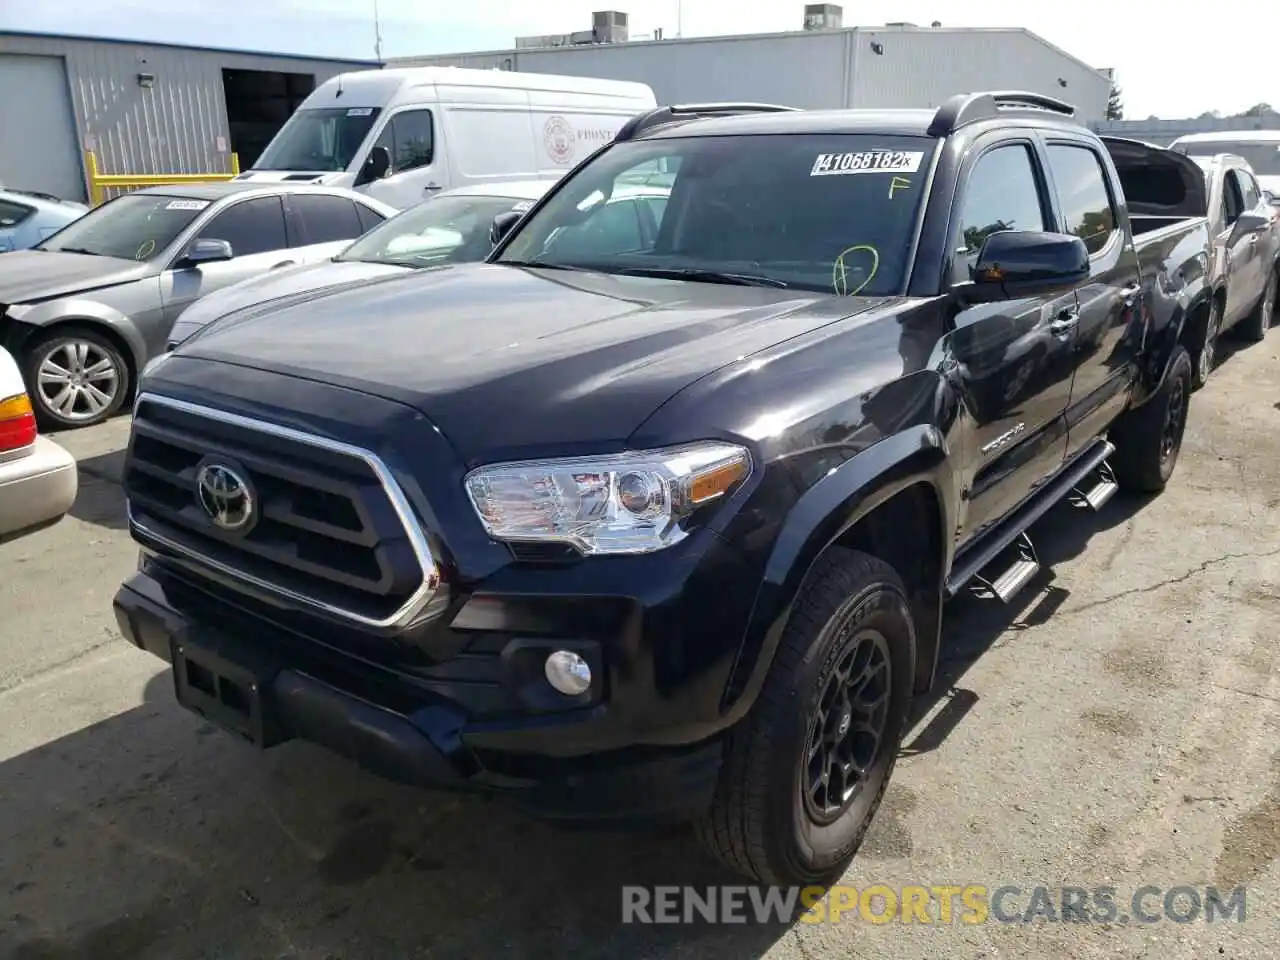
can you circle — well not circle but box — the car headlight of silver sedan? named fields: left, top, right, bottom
left=464, top=441, right=752, bottom=555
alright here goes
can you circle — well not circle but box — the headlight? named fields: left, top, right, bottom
left=464, top=441, right=752, bottom=556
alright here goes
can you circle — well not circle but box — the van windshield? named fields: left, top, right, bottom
left=496, top=133, right=935, bottom=296
left=1173, top=139, right=1280, bottom=176
left=254, top=107, right=382, bottom=172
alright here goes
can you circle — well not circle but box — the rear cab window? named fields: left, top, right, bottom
left=497, top=133, right=937, bottom=296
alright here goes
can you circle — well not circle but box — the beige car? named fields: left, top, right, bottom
left=0, top=346, right=77, bottom=540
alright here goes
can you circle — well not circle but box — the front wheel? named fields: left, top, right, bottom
left=1239, top=267, right=1277, bottom=343
left=23, top=328, right=129, bottom=430
left=1109, top=344, right=1192, bottom=494
left=697, top=549, right=915, bottom=886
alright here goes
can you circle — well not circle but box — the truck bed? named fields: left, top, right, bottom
left=1103, top=136, right=1209, bottom=242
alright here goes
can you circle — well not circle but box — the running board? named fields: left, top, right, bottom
left=972, top=532, right=1040, bottom=603
left=946, top=439, right=1117, bottom=600
left=1069, top=460, right=1119, bottom=512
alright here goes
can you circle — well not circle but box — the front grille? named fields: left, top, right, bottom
left=125, top=394, right=439, bottom=628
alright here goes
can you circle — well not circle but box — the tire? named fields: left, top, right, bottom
left=697, top=549, right=916, bottom=886
left=1190, top=299, right=1221, bottom=390
left=22, top=327, right=129, bottom=431
left=1108, top=344, right=1192, bottom=494
left=1238, top=267, right=1277, bottom=344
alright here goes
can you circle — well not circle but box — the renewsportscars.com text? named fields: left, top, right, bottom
left=621, top=885, right=1247, bottom=925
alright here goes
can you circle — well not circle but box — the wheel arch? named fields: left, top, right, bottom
left=5, top=313, right=142, bottom=402
left=722, top=426, right=956, bottom=722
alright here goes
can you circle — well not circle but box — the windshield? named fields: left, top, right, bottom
left=497, top=133, right=935, bottom=296
left=36, top=193, right=206, bottom=260
left=254, top=107, right=382, bottom=172
left=339, top=194, right=541, bottom=266
left=1173, top=139, right=1280, bottom=176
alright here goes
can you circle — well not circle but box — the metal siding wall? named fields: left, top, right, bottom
left=393, top=29, right=1110, bottom=121
left=850, top=30, right=1111, bottom=121
left=0, top=34, right=372, bottom=193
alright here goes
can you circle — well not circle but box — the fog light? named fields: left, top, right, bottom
left=544, top=650, right=592, bottom=696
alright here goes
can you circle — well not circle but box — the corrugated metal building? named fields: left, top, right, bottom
left=389, top=22, right=1111, bottom=125
left=0, top=31, right=379, bottom=202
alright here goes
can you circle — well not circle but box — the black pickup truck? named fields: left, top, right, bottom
left=115, top=92, right=1209, bottom=886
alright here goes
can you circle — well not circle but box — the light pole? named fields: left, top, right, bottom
left=373, top=0, right=384, bottom=61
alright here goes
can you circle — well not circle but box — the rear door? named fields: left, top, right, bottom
left=949, top=136, right=1078, bottom=540
left=1041, top=137, right=1142, bottom=460
left=158, top=195, right=291, bottom=324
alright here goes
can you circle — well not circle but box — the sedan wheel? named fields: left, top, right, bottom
left=26, top=332, right=128, bottom=429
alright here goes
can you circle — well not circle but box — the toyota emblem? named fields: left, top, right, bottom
left=196, top=462, right=255, bottom=533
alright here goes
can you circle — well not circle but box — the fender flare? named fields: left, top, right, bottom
left=1, top=298, right=147, bottom=380
left=1134, top=276, right=1210, bottom=409
left=721, top=425, right=956, bottom=724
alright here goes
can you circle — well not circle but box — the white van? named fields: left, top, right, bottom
left=236, top=67, right=657, bottom=209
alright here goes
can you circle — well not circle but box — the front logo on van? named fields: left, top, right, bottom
left=544, top=116, right=576, bottom=165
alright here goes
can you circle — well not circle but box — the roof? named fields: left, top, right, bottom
left=327, top=65, right=653, bottom=98
left=1171, top=129, right=1280, bottom=143
left=0, top=29, right=381, bottom=66
left=642, top=108, right=942, bottom=140
left=127, top=182, right=375, bottom=203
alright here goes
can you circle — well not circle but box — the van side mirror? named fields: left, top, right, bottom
left=952, top=230, right=1090, bottom=303
left=490, top=211, right=523, bottom=247
left=356, top=146, right=391, bottom=187
left=182, top=238, right=234, bottom=266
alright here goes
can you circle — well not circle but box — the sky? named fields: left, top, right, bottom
left=2, top=0, right=1277, bottom=119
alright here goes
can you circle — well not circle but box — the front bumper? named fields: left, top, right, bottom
left=114, top=567, right=726, bottom=822
left=0, top=435, right=78, bottom=539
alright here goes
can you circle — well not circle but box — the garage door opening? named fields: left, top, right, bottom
left=221, top=68, right=316, bottom=168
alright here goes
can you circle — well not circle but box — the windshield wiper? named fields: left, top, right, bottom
left=500, top=259, right=590, bottom=272
left=609, top=266, right=790, bottom=289
left=54, top=246, right=104, bottom=257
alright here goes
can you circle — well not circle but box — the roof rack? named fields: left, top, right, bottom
left=615, top=102, right=799, bottom=142
left=927, top=90, right=1076, bottom=137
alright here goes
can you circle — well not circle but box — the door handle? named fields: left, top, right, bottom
left=1121, top=282, right=1141, bottom=307
left=1049, top=309, right=1079, bottom=338
left=424, top=183, right=443, bottom=193
left=270, top=260, right=296, bottom=270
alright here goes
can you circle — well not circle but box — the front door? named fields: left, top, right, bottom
left=1219, top=169, right=1256, bottom=325
left=361, top=109, right=445, bottom=210
left=158, top=195, right=292, bottom=344
left=1042, top=140, right=1143, bottom=459
left=947, top=138, right=1077, bottom=542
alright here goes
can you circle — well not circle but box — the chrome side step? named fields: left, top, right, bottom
left=971, top=532, right=1041, bottom=603
left=1070, top=460, right=1119, bottom=512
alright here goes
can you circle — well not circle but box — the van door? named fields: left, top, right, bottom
left=432, top=84, right=539, bottom=186
left=361, top=105, right=450, bottom=210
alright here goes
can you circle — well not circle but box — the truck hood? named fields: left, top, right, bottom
left=174, top=262, right=888, bottom=463
left=0, top=250, right=148, bottom=303
left=169, top=258, right=411, bottom=344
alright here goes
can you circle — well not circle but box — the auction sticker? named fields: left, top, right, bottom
left=810, top=151, right=924, bottom=176
left=165, top=199, right=210, bottom=211
left=346, top=107, right=374, bottom=117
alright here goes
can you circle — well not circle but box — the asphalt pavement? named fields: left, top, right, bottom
left=1, top=336, right=1278, bottom=960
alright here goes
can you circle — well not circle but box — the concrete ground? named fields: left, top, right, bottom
left=1, top=336, right=1278, bottom=960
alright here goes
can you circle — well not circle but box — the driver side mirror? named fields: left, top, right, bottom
left=953, top=230, right=1090, bottom=303
left=355, top=145, right=391, bottom=187
left=182, top=237, right=233, bottom=266
left=490, top=210, right=523, bottom=248
left=1229, top=211, right=1269, bottom=246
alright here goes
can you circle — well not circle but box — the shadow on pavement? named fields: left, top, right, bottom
left=66, top=450, right=127, bottom=532
left=0, top=488, right=1152, bottom=960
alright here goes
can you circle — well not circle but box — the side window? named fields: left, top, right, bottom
left=373, top=110, right=435, bottom=175
left=355, top=202, right=386, bottom=233
left=1239, top=170, right=1261, bottom=209
left=953, top=145, right=1047, bottom=282
left=292, top=194, right=365, bottom=244
left=1223, top=171, right=1245, bottom=225
left=198, top=196, right=287, bottom=258
left=1045, top=144, right=1117, bottom=255
left=546, top=198, right=646, bottom=260
left=0, top=200, right=35, bottom=228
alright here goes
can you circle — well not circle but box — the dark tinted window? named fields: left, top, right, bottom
left=355, top=202, right=386, bottom=232
left=199, top=196, right=287, bottom=257
left=0, top=200, right=34, bottom=228
left=292, top=194, right=364, bottom=244
left=498, top=134, right=936, bottom=296
left=373, top=110, right=435, bottom=174
left=1046, top=144, right=1116, bottom=254
left=1223, top=170, right=1245, bottom=224
left=954, top=145, right=1046, bottom=281
left=1239, top=169, right=1261, bottom=208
